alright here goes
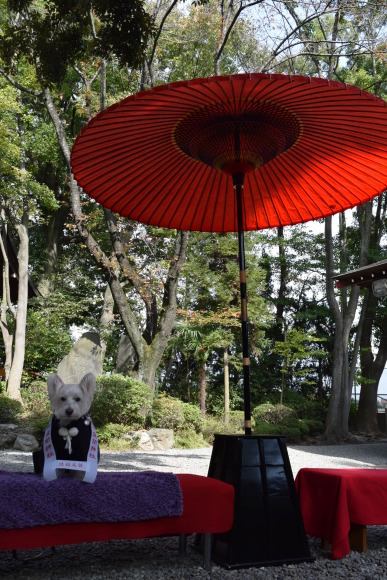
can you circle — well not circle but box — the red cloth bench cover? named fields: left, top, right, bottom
left=0, top=474, right=234, bottom=551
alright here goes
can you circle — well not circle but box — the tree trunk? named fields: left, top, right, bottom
left=355, top=196, right=386, bottom=430
left=6, top=207, right=29, bottom=401
left=323, top=216, right=361, bottom=442
left=37, top=205, right=67, bottom=296
left=99, top=283, right=114, bottom=363
left=0, top=226, right=14, bottom=388
left=186, top=354, right=190, bottom=403
left=224, top=346, right=229, bottom=423
left=199, top=360, right=206, bottom=418
left=357, top=292, right=387, bottom=432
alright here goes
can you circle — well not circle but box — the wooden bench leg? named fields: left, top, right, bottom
left=348, top=523, right=367, bottom=552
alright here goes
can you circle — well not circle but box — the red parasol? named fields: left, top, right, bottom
left=71, top=73, right=387, bottom=434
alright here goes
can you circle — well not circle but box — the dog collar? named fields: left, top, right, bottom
left=43, top=417, right=99, bottom=483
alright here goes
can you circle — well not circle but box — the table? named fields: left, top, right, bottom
left=295, top=468, right=387, bottom=559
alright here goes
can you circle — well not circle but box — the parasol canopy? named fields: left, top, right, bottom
left=71, top=73, right=387, bottom=435
left=71, top=73, right=387, bottom=233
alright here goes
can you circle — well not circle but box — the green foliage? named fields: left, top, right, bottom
left=0, top=394, right=22, bottom=423
left=301, top=419, right=324, bottom=436
left=252, top=403, right=324, bottom=442
left=21, top=379, right=51, bottom=417
left=91, top=374, right=152, bottom=428
left=174, top=429, right=209, bottom=449
left=24, top=295, right=77, bottom=374
left=20, top=379, right=51, bottom=437
left=1, top=1, right=154, bottom=85
left=273, top=328, right=326, bottom=385
left=202, top=411, right=254, bottom=444
left=182, top=402, right=204, bottom=434
left=164, top=228, right=269, bottom=405
left=253, top=403, right=297, bottom=425
left=0, top=79, right=58, bottom=215
left=95, top=423, right=127, bottom=445
left=263, top=390, right=327, bottom=422
left=253, top=419, right=302, bottom=442
left=30, top=416, right=51, bottom=438
left=152, top=393, right=185, bottom=431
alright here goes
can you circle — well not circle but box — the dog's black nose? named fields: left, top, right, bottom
left=65, top=408, right=73, bottom=416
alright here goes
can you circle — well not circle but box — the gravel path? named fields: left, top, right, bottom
left=0, top=441, right=387, bottom=579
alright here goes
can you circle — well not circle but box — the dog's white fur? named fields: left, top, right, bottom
left=47, top=373, right=96, bottom=427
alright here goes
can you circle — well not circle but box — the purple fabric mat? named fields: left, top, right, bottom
left=0, top=470, right=183, bottom=529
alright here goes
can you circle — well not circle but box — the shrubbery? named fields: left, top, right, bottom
left=182, top=402, right=203, bottom=433
left=0, top=394, right=22, bottom=424
left=91, top=374, right=152, bottom=428
left=253, top=403, right=297, bottom=425
left=263, top=390, right=327, bottom=422
left=252, top=402, right=324, bottom=442
left=151, top=393, right=205, bottom=447
left=151, top=393, right=185, bottom=430
left=174, top=429, right=209, bottom=449
left=95, top=423, right=128, bottom=445
left=21, top=380, right=51, bottom=420
left=202, top=411, right=255, bottom=444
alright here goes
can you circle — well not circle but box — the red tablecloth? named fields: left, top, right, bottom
left=295, top=468, right=387, bottom=559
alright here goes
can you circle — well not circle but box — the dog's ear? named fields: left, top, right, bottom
left=79, top=373, right=96, bottom=396
left=47, top=374, right=64, bottom=406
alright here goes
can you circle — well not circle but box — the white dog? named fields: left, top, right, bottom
left=33, top=373, right=99, bottom=480
left=47, top=373, right=96, bottom=427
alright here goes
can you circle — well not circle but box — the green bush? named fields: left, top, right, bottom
left=302, top=418, right=324, bottom=436
left=202, top=411, right=256, bottom=444
left=151, top=393, right=185, bottom=431
left=296, top=418, right=311, bottom=436
left=21, top=380, right=51, bottom=419
left=30, top=417, right=51, bottom=439
left=95, top=423, right=127, bottom=445
left=91, top=374, right=152, bottom=428
left=227, top=410, right=256, bottom=432
left=251, top=403, right=325, bottom=442
left=0, top=394, right=22, bottom=424
left=182, top=402, right=204, bottom=433
left=253, top=418, right=302, bottom=442
left=174, top=429, right=209, bottom=449
left=264, top=390, right=327, bottom=421
left=253, top=419, right=285, bottom=436
left=253, top=403, right=297, bottom=425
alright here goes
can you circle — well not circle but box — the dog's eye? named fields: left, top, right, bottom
left=61, top=397, right=66, bottom=402
left=75, top=397, right=81, bottom=402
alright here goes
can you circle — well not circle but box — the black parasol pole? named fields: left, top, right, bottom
left=233, top=171, right=251, bottom=436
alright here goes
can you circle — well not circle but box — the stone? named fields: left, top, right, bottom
left=116, top=335, right=138, bottom=374
left=148, top=428, right=174, bottom=451
left=126, top=431, right=154, bottom=451
left=0, top=424, right=18, bottom=447
left=13, top=433, right=39, bottom=452
left=57, top=331, right=103, bottom=384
